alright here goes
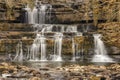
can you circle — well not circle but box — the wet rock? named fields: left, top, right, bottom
left=32, top=71, right=41, bottom=77
left=29, top=77, right=41, bottom=80
left=100, top=77, right=106, bottom=80
left=110, top=46, right=120, bottom=54
left=39, top=67, right=50, bottom=71
left=43, top=73, right=51, bottom=78
left=69, top=77, right=81, bottom=80
left=69, top=72, right=81, bottom=76
left=90, top=76, right=101, bottom=80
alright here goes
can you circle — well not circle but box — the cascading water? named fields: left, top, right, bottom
left=23, top=0, right=52, bottom=24
left=72, top=33, right=83, bottom=61
left=60, top=25, right=77, bottom=32
left=81, top=25, right=89, bottom=32
left=72, top=38, right=76, bottom=61
left=52, top=33, right=63, bottom=61
left=29, top=34, right=47, bottom=61
left=23, top=3, right=38, bottom=24
left=61, top=26, right=65, bottom=32
left=46, top=25, right=53, bottom=32
left=25, top=0, right=52, bottom=61
left=47, top=5, right=52, bottom=23
left=32, top=6, right=38, bottom=24
left=14, top=41, right=23, bottom=62
left=66, top=26, right=77, bottom=32
left=23, top=4, right=31, bottom=24
left=38, top=3, right=47, bottom=24
left=92, top=34, right=115, bottom=62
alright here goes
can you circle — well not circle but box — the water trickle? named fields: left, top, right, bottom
left=71, top=33, right=83, bottom=61
left=14, top=41, right=23, bottom=62
left=92, top=34, right=115, bottom=62
left=72, top=38, right=76, bottom=61
left=52, top=33, right=63, bottom=61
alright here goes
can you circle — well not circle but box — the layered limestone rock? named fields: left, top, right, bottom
left=0, top=23, right=87, bottom=55
left=0, top=23, right=33, bottom=54
left=0, top=0, right=119, bottom=24
left=0, top=0, right=92, bottom=23
left=0, top=0, right=119, bottom=55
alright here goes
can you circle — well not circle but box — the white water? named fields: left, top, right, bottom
left=52, top=33, right=63, bottom=61
left=23, top=4, right=37, bottom=24
left=72, top=38, right=76, bottom=61
left=72, top=33, right=83, bottom=61
left=92, top=34, right=114, bottom=62
left=38, top=4, right=47, bottom=24
left=29, top=34, right=47, bottom=61
left=66, top=26, right=77, bottom=32
left=60, top=26, right=77, bottom=32
left=23, top=0, right=52, bottom=24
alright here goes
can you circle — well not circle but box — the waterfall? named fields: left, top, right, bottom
left=94, top=34, right=107, bottom=55
left=72, top=33, right=83, bottom=61
left=14, top=41, right=23, bottom=62
left=52, top=33, right=63, bottom=61
left=72, top=38, right=76, bottom=61
left=23, top=4, right=37, bottom=24
left=38, top=5, right=46, bottom=24
left=66, top=26, right=77, bottom=32
left=23, top=0, right=52, bottom=24
left=61, top=26, right=65, bottom=32
left=23, top=4, right=30, bottom=23
left=32, top=7, right=38, bottom=24
left=46, top=25, right=53, bottom=32
left=29, top=34, right=47, bottom=61
left=92, top=34, right=114, bottom=62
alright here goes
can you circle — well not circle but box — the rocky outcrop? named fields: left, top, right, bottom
left=98, top=22, right=120, bottom=54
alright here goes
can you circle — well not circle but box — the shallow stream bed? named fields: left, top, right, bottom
left=0, top=55, right=120, bottom=80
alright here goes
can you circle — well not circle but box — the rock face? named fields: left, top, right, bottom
left=0, top=0, right=120, bottom=56
left=0, top=0, right=92, bottom=23
left=1, top=22, right=120, bottom=55
left=1, top=0, right=119, bottom=24
left=98, top=22, right=120, bottom=54
left=0, top=23, right=88, bottom=55
left=0, top=0, right=119, bottom=24
left=0, top=23, right=34, bottom=54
